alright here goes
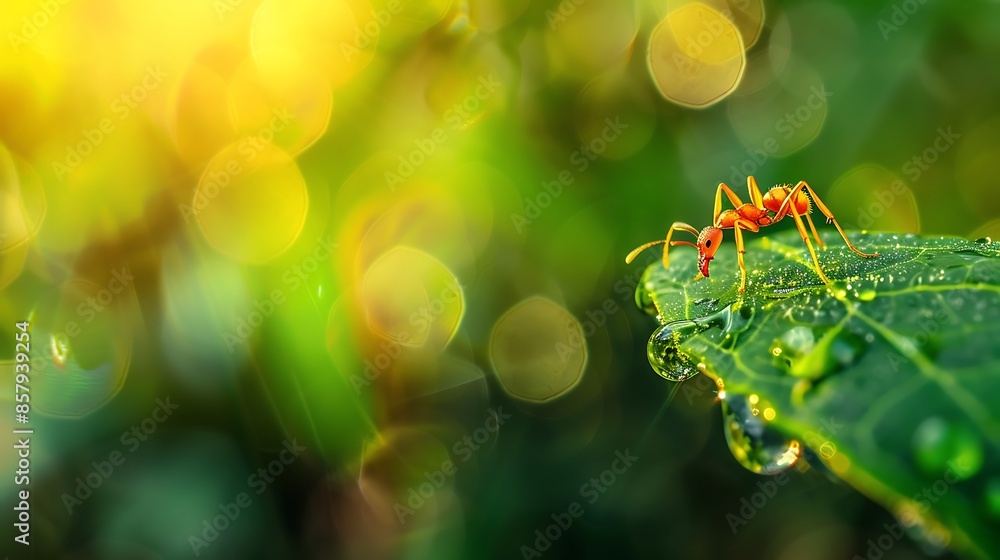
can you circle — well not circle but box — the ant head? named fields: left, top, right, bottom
left=697, top=227, right=723, bottom=277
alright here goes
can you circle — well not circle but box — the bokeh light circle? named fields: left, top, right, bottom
left=361, top=246, right=464, bottom=351
left=489, top=297, right=587, bottom=402
left=29, top=279, right=134, bottom=418
left=648, top=2, right=746, bottom=108
left=193, top=142, right=309, bottom=264
left=663, top=0, right=765, bottom=48
left=228, top=57, right=333, bottom=158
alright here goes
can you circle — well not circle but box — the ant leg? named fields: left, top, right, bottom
left=804, top=212, right=825, bottom=248
left=626, top=222, right=699, bottom=267
left=732, top=219, right=759, bottom=294
left=713, top=183, right=745, bottom=224
left=791, top=181, right=878, bottom=258
left=747, top=176, right=764, bottom=209
left=788, top=204, right=831, bottom=285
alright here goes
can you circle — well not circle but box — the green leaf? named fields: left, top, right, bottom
left=635, top=229, right=1000, bottom=558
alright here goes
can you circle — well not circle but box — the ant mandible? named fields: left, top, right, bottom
left=625, top=176, right=878, bottom=294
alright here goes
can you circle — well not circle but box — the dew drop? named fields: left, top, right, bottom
left=912, top=417, right=983, bottom=479
left=645, top=304, right=756, bottom=382
left=647, top=321, right=702, bottom=382
left=490, top=297, right=586, bottom=401
left=857, top=290, right=876, bottom=301
left=721, top=393, right=801, bottom=474
left=974, top=237, right=992, bottom=244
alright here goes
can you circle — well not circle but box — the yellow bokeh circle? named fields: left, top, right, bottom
left=648, top=2, right=746, bottom=108
left=192, top=142, right=309, bottom=264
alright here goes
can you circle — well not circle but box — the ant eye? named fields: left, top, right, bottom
left=705, top=240, right=712, bottom=248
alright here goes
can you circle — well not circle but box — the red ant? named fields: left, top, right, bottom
left=625, top=176, right=878, bottom=293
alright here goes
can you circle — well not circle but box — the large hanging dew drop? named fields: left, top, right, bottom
left=489, top=297, right=587, bottom=402
left=647, top=321, right=702, bottom=381
left=645, top=304, right=754, bottom=381
left=647, top=2, right=746, bottom=108
left=722, top=393, right=801, bottom=474
left=911, top=417, right=983, bottom=480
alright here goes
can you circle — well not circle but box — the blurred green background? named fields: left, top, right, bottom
left=1, top=0, right=999, bottom=558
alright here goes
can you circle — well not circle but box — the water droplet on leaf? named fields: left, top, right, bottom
left=722, top=393, right=801, bottom=474
left=647, top=321, right=702, bottom=381
left=645, top=303, right=756, bottom=381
